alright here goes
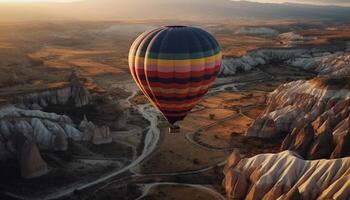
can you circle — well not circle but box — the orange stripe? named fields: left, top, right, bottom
left=143, top=82, right=212, bottom=94
left=140, top=76, right=216, bottom=89
left=155, top=96, right=204, bottom=105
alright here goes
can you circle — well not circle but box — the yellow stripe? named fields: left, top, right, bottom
left=131, top=52, right=222, bottom=68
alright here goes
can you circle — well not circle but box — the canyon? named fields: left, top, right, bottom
left=222, top=32, right=350, bottom=199
left=220, top=48, right=350, bottom=77
left=1, top=21, right=350, bottom=200
left=245, top=76, right=350, bottom=159
left=224, top=150, right=350, bottom=200
left=0, top=75, right=113, bottom=179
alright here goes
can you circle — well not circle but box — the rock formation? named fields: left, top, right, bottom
left=15, top=72, right=91, bottom=110
left=17, top=135, right=49, bottom=179
left=246, top=76, right=350, bottom=159
left=219, top=48, right=350, bottom=77
left=0, top=106, right=80, bottom=152
left=79, top=116, right=112, bottom=145
left=288, top=52, right=350, bottom=77
left=278, top=32, right=316, bottom=46
left=224, top=151, right=350, bottom=200
left=235, top=27, right=279, bottom=36
left=220, top=48, right=306, bottom=76
left=0, top=106, right=112, bottom=178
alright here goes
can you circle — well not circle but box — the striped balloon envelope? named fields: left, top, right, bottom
left=129, top=26, right=222, bottom=125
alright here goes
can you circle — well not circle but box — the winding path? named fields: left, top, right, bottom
left=4, top=91, right=162, bottom=200
left=4, top=80, right=242, bottom=200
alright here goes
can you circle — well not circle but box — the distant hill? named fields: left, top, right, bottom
left=0, top=0, right=349, bottom=22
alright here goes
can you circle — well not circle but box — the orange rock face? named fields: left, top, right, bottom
left=223, top=151, right=350, bottom=200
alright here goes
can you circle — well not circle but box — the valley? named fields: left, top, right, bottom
left=0, top=20, right=349, bottom=200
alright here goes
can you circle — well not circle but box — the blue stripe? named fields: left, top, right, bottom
left=136, top=47, right=221, bottom=60
left=147, top=27, right=220, bottom=54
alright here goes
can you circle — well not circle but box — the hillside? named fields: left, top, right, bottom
left=245, top=76, right=350, bottom=159
left=224, top=150, right=350, bottom=200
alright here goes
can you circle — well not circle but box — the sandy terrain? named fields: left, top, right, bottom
left=135, top=125, right=227, bottom=174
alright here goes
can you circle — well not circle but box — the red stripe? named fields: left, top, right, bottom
left=159, top=105, right=196, bottom=112
left=140, top=76, right=216, bottom=89
left=156, top=96, right=204, bottom=105
left=136, top=65, right=220, bottom=79
left=145, top=89, right=209, bottom=98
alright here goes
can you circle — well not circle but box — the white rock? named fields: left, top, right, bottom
left=31, top=118, right=55, bottom=150
left=63, top=124, right=82, bottom=141
left=235, top=27, right=279, bottom=36
left=224, top=151, right=350, bottom=200
left=220, top=47, right=349, bottom=77
left=43, top=120, right=68, bottom=151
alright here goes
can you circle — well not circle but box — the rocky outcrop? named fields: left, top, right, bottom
left=0, top=106, right=76, bottom=155
left=18, top=138, right=49, bottom=179
left=288, top=52, right=350, bottom=77
left=281, top=123, right=314, bottom=157
left=219, top=48, right=350, bottom=77
left=235, top=27, right=279, bottom=36
left=0, top=106, right=80, bottom=153
left=220, top=48, right=306, bottom=76
left=246, top=76, right=350, bottom=159
left=223, top=151, right=249, bottom=199
left=79, top=116, right=112, bottom=145
left=278, top=32, right=316, bottom=46
left=0, top=106, right=113, bottom=154
left=16, top=72, right=91, bottom=110
left=223, top=151, right=350, bottom=200
left=0, top=106, right=112, bottom=178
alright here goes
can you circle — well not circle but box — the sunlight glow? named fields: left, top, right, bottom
left=231, top=0, right=350, bottom=7
left=0, top=0, right=80, bottom=3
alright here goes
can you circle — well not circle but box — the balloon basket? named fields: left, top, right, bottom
left=169, top=125, right=180, bottom=133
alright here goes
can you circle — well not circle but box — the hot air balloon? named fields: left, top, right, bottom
left=129, top=25, right=222, bottom=133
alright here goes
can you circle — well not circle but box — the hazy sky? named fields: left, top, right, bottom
left=233, top=0, right=350, bottom=6
left=0, top=0, right=80, bottom=2
left=0, top=0, right=349, bottom=6
left=0, top=0, right=349, bottom=21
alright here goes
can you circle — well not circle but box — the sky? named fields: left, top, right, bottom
left=232, top=0, right=350, bottom=6
left=0, top=0, right=80, bottom=2
left=0, top=0, right=349, bottom=7
left=0, top=0, right=349, bottom=21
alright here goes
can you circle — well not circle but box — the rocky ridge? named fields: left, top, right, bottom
left=0, top=72, right=115, bottom=178
left=288, top=52, right=350, bottom=77
left=223, top=150, right=350, bottom=200
left=79, top=115, right=112, bottom=145
left=219, top=48, right=350, bottom=77
left=278, top=32, right=316, bottom=46
left=0, top=105, right=112, bottom=178
left=15, top=73, right=91, bottom=110
left=246, top=77, right=350, bottom=159
left=235, top=27, right=279, bottom=36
